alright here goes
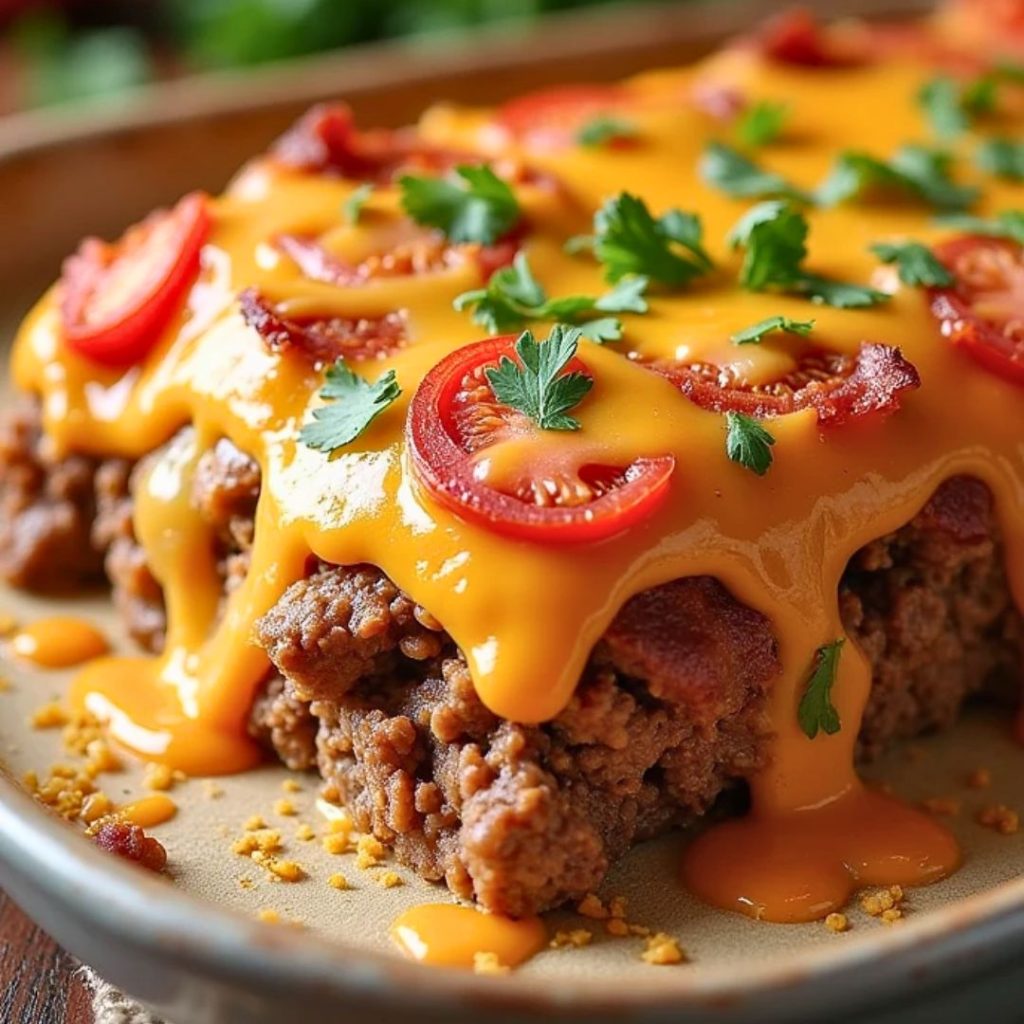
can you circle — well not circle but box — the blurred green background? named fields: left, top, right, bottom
left=0, top=0, right=634, bottom=112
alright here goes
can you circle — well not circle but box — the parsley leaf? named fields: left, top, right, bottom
left=816, top=145, right=978, bottom=211
left=454, top=251, right=648, bottom=341
left=485, top=326, right=593, bottom=431
left=918, top=74, right=999, bottom=138
left=700, top=141, right=811, bottom=202
left=736, top=100, right=789, bottom=147
left=731, top=315, right=815, bottom=345
left=300, top=363, right=402, bottom=453
left=976, top=138, right=1024, bottom=181
left=934, top=209, right=1024, bottom=245
left=729, top=201, right=889, bottom=308
left=343, top=183, right=374, bottom=225
left=398, top=164, right=520, bottom=244
left=577, top=115, right=637, bottom=148
left=797, top=639, right=845, bottom=739
left=572, top=192, right=714, bottom=287
left=870, top=240, right=954, bottom=287
left=725, top=411, right=775, bottom=476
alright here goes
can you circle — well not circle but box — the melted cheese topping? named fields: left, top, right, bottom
left=10, top=24, right=1024, bottom=924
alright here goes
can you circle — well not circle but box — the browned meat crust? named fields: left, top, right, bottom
left=2, top=399, right=1021, bottom=914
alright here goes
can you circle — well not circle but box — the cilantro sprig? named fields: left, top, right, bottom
left=725, top=411, right=775, bottom=476
left=869, top=240, right=954, bottom=287
left=816, top=145, right=978, bottom=211
left=736, top=100, right=789, bottom=148
left=300, top=363, right=402, bottom=453
left=454, top=251, right=647, bottom=342
left=343, top=183, right=374, bottom=225
left=731, top=315, right=815, bottom=346
left=485, top=325, right=592, bottom=432
left=399, top=164, right=520, bottom=244
left=577, top=115, right=637, bottom=148
left=729, top=201, right=888, bottom=308
left=933, top=209, right=1024, bottom=244
left=917, top=74, right=997, bottom=139
left=568, top=192, right=714, bottom=287
left=700, top=141, right=810, bottom=203
left=797, top=639, right=845, bottom=739
left=976, top=138, right=1024, bottom=181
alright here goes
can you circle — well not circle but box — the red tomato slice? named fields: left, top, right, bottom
left=497, top=85, right=633, bottom=150
left=645, top=343, right=920, bottom=426
left=930, top=236, right=1024, bottom=387
left=407, top=336, right=675, bottom=544
left=755, top=9, right=867, bottom=66
left=60, top=192, right=210, bottom=366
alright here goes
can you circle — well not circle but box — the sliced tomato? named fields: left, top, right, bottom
left=930, top=236, right=1024, bottom=387
left=497, top=84, right=633, bottom=150
left=239, top=288, right=406, bottom=364
left=756, top=9, right=867, bottom=67
left=645, top=343, right=920, bottom=426
left=60, top=192, right=209, bottom=366
left=407, top=336, right=675, bottom=543
left=272, top=103, right=469, bottom=182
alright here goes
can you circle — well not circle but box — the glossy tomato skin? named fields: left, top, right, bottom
left=930, top=236, right=1024, bottom=388
left=407, top=336, right=675, bottom=544
left=60, top=192, right=210, bottom=367
left=497, top=85, right=632, bottom=150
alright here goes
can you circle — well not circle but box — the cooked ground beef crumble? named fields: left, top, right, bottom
left=2, top=399, right=1021, bottom=914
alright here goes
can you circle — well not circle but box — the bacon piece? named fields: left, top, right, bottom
left=649, top=342, right=921, bottom=426
left=93, top=821, right=167, bottom=873
left=239, top=289, right=406, bottom=364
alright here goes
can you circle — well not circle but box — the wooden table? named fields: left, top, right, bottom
left=0, top=889, right=91, bottom=1024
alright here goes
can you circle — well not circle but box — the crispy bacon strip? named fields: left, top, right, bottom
left=239, top=289, right=406, bottom=364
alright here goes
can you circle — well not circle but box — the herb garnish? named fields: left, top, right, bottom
left=343, top=183, right=374, bottom=225
left=869, top=241, right=954, bottom=287
left=485, top=325, right=593, bottom=432
left=568, top=192, right=714, bottom=287
left=399, top=164, right=519, bottom=244
left=725, top=411, right=775, bottom=476
left=454, top=251, right=648, bottom=342
left=700, top=141, right=810, bottom=202
left=577, top=115, right=637, bottom=148
left=736, top=100, right=789, bottom=148
left=300, top=363, right=402, bottom=453
left=729, top=201, right=889, bottom=308
left=976, top=138, right=1024, bottom=181
left=797, top=639, right=845, bottom=739
left=731, top=315, right=815, bottom=346
left=816, top=145, right=978, bottom=211
left=934, top=209, right=1024, bottom=244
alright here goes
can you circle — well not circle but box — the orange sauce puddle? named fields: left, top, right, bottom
left=681, top=786, right=960, bottom=923
left=117, top=793, right=178, bottom=828
left=390, top=904, right=546, bottom=970
left=9, top=616, right=108, bottom=669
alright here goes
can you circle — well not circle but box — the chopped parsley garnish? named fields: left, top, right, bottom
left=398, top=164, right=519, bottom=245
left=869, top=240, right=954, bottom=287
left=797, top=639, right=845, bottom=739
left=918, top=72, right=1001, bottom=138
left=736, top=100, right=789, bottom=148
left=485, top=325, right=593, bottom=432
left=729, top=201, right=889, bottom=308
left=934, top=209, right=1024, bottom=244
left=815, top=145, right=979, bottom=211
left=730, top=314, right=815, bottom=345
left=454, top=251, right=648, bottom=342
left=976, top=138, right=1024, bottom=181
left=300, top=363, right=402, bottom=453
left=343, top=183, right=374, bottom=225
left=577, top=115, right=637, bottom=148
left=700, top=141, right=810, bottom=202
left=569, top=192, right=714, bottom=287
left=725, top=411, right=775, bottom=476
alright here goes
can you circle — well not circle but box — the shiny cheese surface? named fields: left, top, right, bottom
left=11, top=28, right=1024, bottom=923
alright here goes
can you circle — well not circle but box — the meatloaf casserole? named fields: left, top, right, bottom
left=2, top=0, right=1023, bottom=930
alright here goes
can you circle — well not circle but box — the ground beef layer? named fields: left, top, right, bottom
left=2, top=400, right=1021, bottom=915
